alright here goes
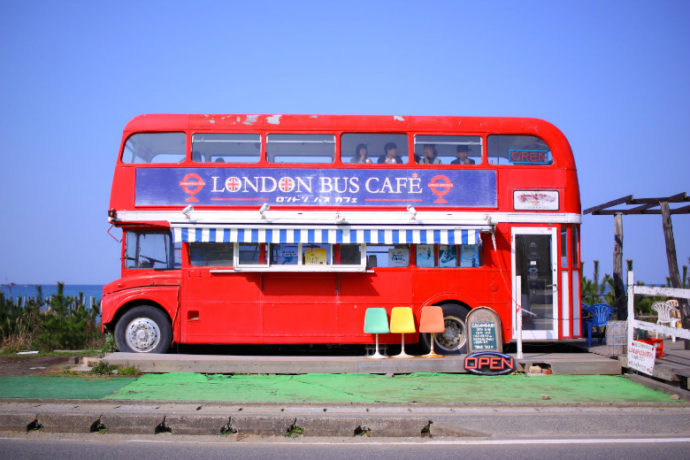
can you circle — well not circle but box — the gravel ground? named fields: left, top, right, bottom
left=0, top=355, right=77, bottom=376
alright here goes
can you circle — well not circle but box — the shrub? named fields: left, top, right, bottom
left=0, top=283, right=103, bottom=353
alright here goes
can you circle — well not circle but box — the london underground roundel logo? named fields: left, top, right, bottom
left=179, top=173, right=206, bottom=202
left=428, top=174, right=454, bottom=203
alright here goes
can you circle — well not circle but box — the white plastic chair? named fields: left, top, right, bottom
left=652, top=301, right=681, bottom=342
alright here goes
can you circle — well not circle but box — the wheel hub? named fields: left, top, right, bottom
left=435, top=315, right=466, bottom=352
left=125, top=318, right=161, bottom=353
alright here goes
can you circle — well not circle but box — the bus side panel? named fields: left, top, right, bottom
left=261, top=273, right=338, bottom=338
left=337, top=270, right=413, bottom=344
left=180, top=270, right=262, bottom=343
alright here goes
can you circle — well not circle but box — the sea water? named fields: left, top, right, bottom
left=0, top=284, right=104, bottom=303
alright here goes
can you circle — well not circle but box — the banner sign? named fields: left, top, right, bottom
left=464, top=352, right=515, bottom=376
left=628, top=340, right=656, bottom=376
left=135, top=168, right=497, bottom=208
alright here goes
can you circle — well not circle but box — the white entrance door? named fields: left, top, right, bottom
left=511, top=227, right=558, bottom=339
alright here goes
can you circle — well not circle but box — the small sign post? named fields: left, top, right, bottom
left=628, top=340, right=656, bottom=376
left=466, top=307, right=503, bottom=354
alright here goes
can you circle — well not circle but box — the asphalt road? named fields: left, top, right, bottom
left=1, top=434, right=689, bottom=460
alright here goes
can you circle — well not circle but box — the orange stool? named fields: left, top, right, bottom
left=389, top=306, right=416, bottom=358
left=419, top=306, right=445, bottom=358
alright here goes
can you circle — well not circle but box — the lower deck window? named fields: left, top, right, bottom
left=239, top=243, right=266, bottom=265
left=302, top=243, right=331, bottom=265
left=338, top=244, right=362, bottom=265
left=184, top=241, right=483, bottom=270
left=416, top=243, right=483, bottom=268
left=366, top=245, right=410, bottom=268
left=190, top=243, right=234, bottom=267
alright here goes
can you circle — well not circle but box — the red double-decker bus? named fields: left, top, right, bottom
left=102, top=114, right=581, bottom=354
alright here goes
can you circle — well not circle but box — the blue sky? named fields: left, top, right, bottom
left=1, top=0, right=688, bottom=284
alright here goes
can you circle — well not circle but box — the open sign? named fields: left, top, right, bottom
left=464, top=352, right=515, bottom=375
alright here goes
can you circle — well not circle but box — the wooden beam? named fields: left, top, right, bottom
left=627, top=202, right=658, bottom=213
left=591, top=207, right=690, bottom=215
left=629, top=192, right=687, bottom=204
left=583, top=195, right=632, bottom=215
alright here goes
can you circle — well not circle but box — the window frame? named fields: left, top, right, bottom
left=266, top=133, right=336, bottom=164
left=206, top=242, right=367, bottom=272
left=121, top=132, right=187, bottom=164
left=124, top=230, right=178, bottom=270
left=191, top=133, right=262, bottom=164
left=413, top=134, right=484, bottom=166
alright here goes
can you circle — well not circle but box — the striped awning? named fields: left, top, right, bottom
left=172, top=225, right=487, bottom=245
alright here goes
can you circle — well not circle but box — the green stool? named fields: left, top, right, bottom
left=364, top=308, right=390, bottom=359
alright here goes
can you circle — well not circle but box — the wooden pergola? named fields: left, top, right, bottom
left=584, top=193, right=690, bottom=345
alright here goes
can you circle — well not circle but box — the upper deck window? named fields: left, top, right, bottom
left=267, top=134, right=335, bottom=163
left=414, top=135, right=482, bottom=165
left=192, top=133, right=260, bottom=163
left=487, top=135, right=553, bottom=166
left=122, top=133, right=186, bottom=164
left=342, top=133, right=409, bottom=164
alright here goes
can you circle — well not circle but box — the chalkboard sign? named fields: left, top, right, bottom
left=466, top=307, right=503, bottom=354
left=470, top=321, right=498, bottom=351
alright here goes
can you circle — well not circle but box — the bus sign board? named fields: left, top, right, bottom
left=135, top=168, right=497, bottom=208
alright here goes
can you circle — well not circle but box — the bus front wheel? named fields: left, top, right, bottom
left=421, top=303, right=469, bottom=355
left=114, top=306, right=172, bottom=353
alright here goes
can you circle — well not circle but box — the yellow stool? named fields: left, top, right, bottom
left=389, top=306, right=416, bottom=358
left=419, top=306, right=445, bottom=358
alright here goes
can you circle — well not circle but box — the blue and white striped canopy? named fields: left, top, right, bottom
left=172, top=226, right=485, bottom=245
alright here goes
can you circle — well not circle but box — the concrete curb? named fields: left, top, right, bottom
left=2, top=398, right=688, bottom=438
left=0, top=408, right=440, bottom=438
left=624, top=372, right=690, bottom=401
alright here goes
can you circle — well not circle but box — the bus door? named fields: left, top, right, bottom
left=511, top=227, right=558, bottom=339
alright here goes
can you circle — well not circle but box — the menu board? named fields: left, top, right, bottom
left=466, top=307, right=503, bottom=354
left=469, top=321, right=498, bottom=351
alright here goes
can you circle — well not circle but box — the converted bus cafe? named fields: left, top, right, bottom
left=101, top=114, right=582, bottom=358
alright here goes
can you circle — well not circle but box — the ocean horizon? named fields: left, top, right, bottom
left=0, top=284, right=104, bottom=303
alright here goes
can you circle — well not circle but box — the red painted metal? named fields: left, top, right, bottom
left=102, top=114, right=581, bottom=347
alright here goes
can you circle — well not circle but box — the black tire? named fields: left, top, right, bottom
left=114, top=305, right=172, bottom=353
left=420, top=303, right=470, bottom=355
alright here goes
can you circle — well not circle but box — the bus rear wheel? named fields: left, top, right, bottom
left=421, top=303, right=469, bottom=355
left=114, top=306, right=172, bottom=354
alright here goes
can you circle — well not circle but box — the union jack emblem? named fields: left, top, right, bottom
left=278, top=177, right=295, bottom=192
left=226, top=176, right=241, bottom=192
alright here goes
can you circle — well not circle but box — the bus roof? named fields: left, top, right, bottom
left=123, top=113, right=569, bottom=144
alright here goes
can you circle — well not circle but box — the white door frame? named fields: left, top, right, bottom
left=511, top=227, right=559, bottom=340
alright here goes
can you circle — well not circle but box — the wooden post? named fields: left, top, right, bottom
left=660, top=201, right=689, bottom=348
left=593, top=260, right=599, bottom=297
left=613, top=213, right=626, bottom=320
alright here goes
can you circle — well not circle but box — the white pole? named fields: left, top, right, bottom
left=627, top=270, right=635, bottom=350
left=516, top=275, right=523, bottom=359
